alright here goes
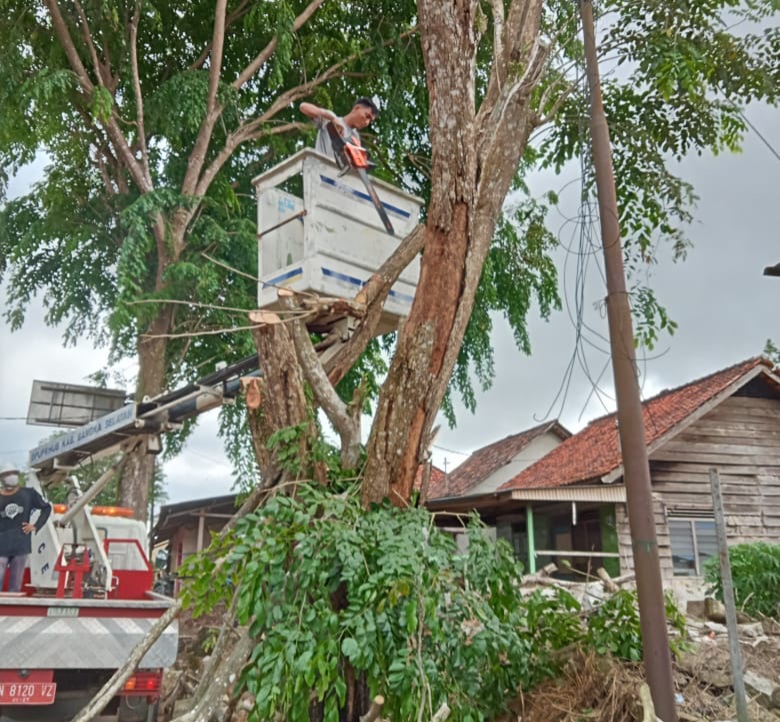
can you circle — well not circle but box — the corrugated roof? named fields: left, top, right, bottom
left=499, top=357, right=774, bottom=491
left=424, top=420, right=570, bottom=500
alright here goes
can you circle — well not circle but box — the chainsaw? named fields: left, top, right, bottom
left=325, top=121, right=395, bottom=236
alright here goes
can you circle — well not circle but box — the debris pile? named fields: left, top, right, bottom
left=513, top=568, right=780, bottom=722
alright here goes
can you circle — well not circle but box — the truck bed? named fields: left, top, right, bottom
left=0, top=592, right=178, bottom=670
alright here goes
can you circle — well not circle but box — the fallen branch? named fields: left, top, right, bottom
left=431, top=701, right=451, bottom=722
left=638, top=683, right=663, bottom=722
left=359, top=695, right=385, bottom=722
left=596, top=567, right=620, bottom=593
left=744, top=669, right=780, bottom=710
left=169, top=629, right=255, bottom=722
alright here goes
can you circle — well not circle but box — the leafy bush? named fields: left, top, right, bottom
left=181, top=483, right=587, bottom=722
left=704, top=542, right=780, bottom=619
left=586, top=589, right=643, bottom=661
left=585, top=589, right=688, bottom=662
left=182, top=483, right=692, bottom=721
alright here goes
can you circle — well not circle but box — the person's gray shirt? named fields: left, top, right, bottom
left=314, top=115, right=361, bottom=161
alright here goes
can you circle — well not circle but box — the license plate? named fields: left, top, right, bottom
left=0, top=681, right=57, bottom=705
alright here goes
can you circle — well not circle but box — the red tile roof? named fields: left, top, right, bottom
left=499, top=357, right=772, bottom=491
left=414, top=464, right=446, bottom=496
left=425, top=421, right=570, bottom=500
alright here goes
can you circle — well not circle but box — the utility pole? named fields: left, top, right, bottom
left=579, top=3, right=679, bottom=721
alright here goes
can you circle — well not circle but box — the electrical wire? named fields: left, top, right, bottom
left=738, top=110, right=780, bottom=164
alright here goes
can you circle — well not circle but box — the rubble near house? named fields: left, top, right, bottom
left=514, top=564, right=780, bottom=722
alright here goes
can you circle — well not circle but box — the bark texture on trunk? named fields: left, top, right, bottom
left=119, top=306, right=172, bottom=520
left=249, top=322, right=314, bottom=484
left=361, top=0, right=547, bottom=506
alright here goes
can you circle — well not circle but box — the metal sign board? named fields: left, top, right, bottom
left=28, top=404, right=137, bottom=468
left=27, top=380, right=127, bottom=428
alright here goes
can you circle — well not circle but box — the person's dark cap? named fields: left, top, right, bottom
left=354, top=97, right=380, bottom=117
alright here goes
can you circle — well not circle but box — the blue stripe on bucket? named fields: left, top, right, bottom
left=319, top=175, right=411, bottom=219
left=263, top=267, right=303, bottom=287
left=321, top=267, right=414, bottom=305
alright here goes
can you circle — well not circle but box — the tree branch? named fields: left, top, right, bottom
left=488, top=0, right=506, bottom=90
left=278, top=292, right=362, bottom=469
left=70, top=600, right=182, bottom=722
left=197, top=26, right=415, bottom=200
left=44, top=0, right=153, bottom=193
left=232, top=0, right=329, bottom=90
left=537, top=77, right=577, bottom=126
left=323, top=224, right=426, bottom=386
left=206, top=0, right=227, bottom=116
left=189, top=0, right=253, bottom=71
left=194, top=122, right=307, bottom=198
left=259, top=27, right=418, bottom=124
left=360, top=696, right=385, bottom=722
left=72, top=0, right=108, bottom=89
left=181, top=0, right=228, bottom=197
left=44, top=0, right=94, bottom=96
left=129, top=0, right=151, bottom=187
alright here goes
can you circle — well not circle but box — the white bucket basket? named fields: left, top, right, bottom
left=251, top=149, right=423, bottom=335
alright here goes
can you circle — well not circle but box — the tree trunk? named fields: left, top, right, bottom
left=361, top=0, right=478, bottom=506
left=248, top=322, right=316, bottom=484
left=119, top=306, right=172, bottom=520
left=361, top=0, right=546, bottom=506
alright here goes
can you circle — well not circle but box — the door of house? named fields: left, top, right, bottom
left=571, top=510, right=603, bottom=576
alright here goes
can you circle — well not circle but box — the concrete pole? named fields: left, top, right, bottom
left=579, top=3, right=678, bottom=720
left=527, top=505, right=536, bottom=574
left=708, top=468, right=750, bottom=722
left=196, top=510, right=206, bottom=553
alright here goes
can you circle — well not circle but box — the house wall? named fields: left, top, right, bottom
left=613, top=394, right=780, bottom=596
left=614, top=494, right=671, bottom=578
left=469, top=432, right=564, bottom=495
left=168, top=516, right=226, bottom=574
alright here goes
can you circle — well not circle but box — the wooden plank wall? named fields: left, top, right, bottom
left=643, top=394, right=780, bottom=580
left=614, top=494, right=671, bottom=577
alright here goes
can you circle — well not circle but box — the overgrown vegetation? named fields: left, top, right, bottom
left=586, top=589, right=688, bottom=662
left=704, top=541, right=780, bottom=619
left=182, top=482, right=686, bottom=722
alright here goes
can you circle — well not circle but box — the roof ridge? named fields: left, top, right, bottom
left=579, top=356, right=767, bottom=429
left=447, top=419, right=560, bottom=471
left=496, top=355, right=773, bottom=493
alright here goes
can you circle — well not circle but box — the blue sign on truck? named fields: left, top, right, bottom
left=28, top=404, right=136, bottom=467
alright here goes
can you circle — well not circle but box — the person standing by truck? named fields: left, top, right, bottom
left=0, top=463, right=51, bottom=592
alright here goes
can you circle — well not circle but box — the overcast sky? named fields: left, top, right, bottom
left=1, top=101, right=777, bottom=505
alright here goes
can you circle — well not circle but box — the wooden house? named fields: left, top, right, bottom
left=427, top=357, right=780, bottom=595
left=153, top=494, right=238, bottom=594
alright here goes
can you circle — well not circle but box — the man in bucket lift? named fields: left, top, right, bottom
left=300, top=97, right=379, bottom=161
left=0, top=462, right=51, bottom=592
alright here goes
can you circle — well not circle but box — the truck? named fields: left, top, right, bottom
left=0, top=474, right=178, bottom=722
left=0, top=355, right=261, bottom=722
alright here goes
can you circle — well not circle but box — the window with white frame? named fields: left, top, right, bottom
left=668, top=516, right=717, bottom=576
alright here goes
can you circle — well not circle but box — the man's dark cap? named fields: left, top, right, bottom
left=354, top=97, right=380, bottom=116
